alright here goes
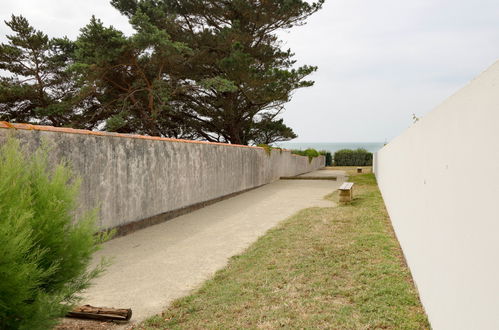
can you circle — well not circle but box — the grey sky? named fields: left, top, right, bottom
left=2, top=0, right=499, bottom=142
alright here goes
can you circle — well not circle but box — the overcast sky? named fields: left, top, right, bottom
left=2, top=0, right=499, bottom=142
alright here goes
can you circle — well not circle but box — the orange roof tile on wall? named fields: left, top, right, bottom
left=0, top=121, right=261, bottom=150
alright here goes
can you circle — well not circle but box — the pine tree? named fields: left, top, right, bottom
left=110, top=0, right=323, bottom=144
left=251, top=113, right=297, bottom=145
left=74, top=15, right=195, bottom=137
left=0, top=16, right=83, bottom=126
left=1, top=1, right=323, bottom=144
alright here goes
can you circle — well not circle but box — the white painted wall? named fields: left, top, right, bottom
left=375, top=60, right=499, bottom=330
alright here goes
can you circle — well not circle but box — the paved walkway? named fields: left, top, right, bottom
left=83, top=172, right=345, bottom=324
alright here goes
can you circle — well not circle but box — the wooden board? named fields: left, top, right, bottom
left=66, top=305, right=132, bottom=322
left=339, top=182, right=354, bottom=190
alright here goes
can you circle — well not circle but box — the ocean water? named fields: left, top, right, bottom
left=273, top=142, right=385, bottom=154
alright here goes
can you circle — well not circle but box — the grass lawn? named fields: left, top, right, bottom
left=139, top=173, right=429, bottom=329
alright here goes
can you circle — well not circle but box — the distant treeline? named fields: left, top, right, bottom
left=261, top=146, right=373, bottom=167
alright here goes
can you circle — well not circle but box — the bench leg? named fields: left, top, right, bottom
left=339, top=189, right=352, bottom=203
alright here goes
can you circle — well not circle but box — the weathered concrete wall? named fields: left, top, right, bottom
left=0, top=123, right=324, bottom=231
left=374, top=60, right=499, bottom=330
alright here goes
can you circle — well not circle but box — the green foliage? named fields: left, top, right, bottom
left=0, top=15, right=84, bottom=127
left=108, top=0, right=323, bottom=144
left=257, top=144, right=284, bottom=157
left=304, top=148, right=320, bottom=160
left=1, top=1, right=323, bottom=144
left=319, top=150, right=333, bottom=166
left=74, top=15, right=192, bottom=138
left=291, top=148, right=320, bottom=163
left=257, top=144, right=272, bottom=156
left=334, top=148, right=373, bottom=166
left=0, top=137, right=110, bottom=329
left=199, top=77, right=238, bottom=93
left=252, top=115, right=297, bottom=145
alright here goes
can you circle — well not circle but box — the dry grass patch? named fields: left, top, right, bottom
left=138, top=174, right=429, bottom=329
left=325, top=166, right=372, bottom=176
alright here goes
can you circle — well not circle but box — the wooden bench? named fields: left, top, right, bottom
left=339, top=182, right=354, bottom=203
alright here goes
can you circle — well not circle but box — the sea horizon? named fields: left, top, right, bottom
left=273, top=142, right=385, bottom=154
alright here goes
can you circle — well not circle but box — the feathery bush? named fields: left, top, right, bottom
left=0, top=137, right=110, bottom=330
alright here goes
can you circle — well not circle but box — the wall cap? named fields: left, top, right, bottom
left=0, top=121, right=261, bottom=150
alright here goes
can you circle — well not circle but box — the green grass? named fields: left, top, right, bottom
left=139, top=174, right=429, bottom=329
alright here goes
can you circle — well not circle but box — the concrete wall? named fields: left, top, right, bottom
left=0, top=123, right=324, bottom=231
left=374, top=60, right=499, bottom=330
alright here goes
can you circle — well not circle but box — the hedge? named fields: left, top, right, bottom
left=333, top=148, right=373, bottom=166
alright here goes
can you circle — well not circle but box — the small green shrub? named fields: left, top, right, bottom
left=257, top=144, right=272, bottom=156
left=291, top=148, right=321, bottom=163
left=0, top=138, right=111, bottom=330
left=319, top=150, right=333, bottom=166
left=333, top=148, right=373, bottom=166
left=257, top=144, right=284, bottom=157
left=304, top=148, right=319, bottom=163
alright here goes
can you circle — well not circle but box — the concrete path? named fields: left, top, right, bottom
left=83, top=176, right=345, bottom=324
